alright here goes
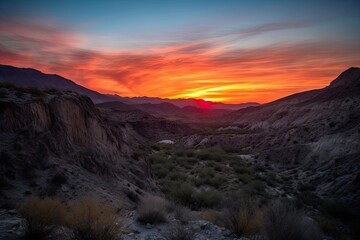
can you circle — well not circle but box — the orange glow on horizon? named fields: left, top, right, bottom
left=0, top=19, right=358, bottom=104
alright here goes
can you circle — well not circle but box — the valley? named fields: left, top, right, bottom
left=0, top=66, right=359, bottom=240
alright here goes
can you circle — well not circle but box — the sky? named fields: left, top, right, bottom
left=0, top=0, right=359, bottom=103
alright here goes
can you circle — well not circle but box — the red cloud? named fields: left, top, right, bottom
left=0, top=18, right=359, bottom=103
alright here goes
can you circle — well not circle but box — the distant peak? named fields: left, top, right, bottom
left=329, top=67, right=360, bottom=88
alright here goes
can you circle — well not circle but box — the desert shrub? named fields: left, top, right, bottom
left=234, top=165, right=254, bottom=175
left=199, top=167, right=215, bottom=178
left=200, top=209, right=224, bottom=226
left=254, top=164, right=265, bottom=172
left=243, top=180, right=266, bottom=195
left=218, top=198, right=263, bottom=237
left=171, top=183, right=195, bottom=207
left=174, top=148, right=186, bottom=157
left=18, top=195, right=66, bottom=240
left=169, top=172, right=187, bottom=181
left=196, top=151, right=211, bottom=160
left=225, top=203, right=263, bottom=237
left=170, top=183, right=221, bottom=210
left=209, top=175, right=227, bottom=188
left=161, top=223, right=196, bottom=240
left=137, top=195, right=167, bottom=224
left=192, top=190, right=222, bottom=209
left=131, top=148, right=147, bottom=160
left=238, top=173, right=253, bottom=183
left=264, top=201, right=322, bottom=240
left=149, top=153, right=168, bottom=164
left=213, top=163, right=223, bottom=172
left=186, top=150, right=195, bottom=157
left=66, top=197, right=121, bottom=240
left=196, top=147, right=227, bottom=162
left=174, top=205, right=194, bottom=224
left=154, top=166, right=168, bottom=178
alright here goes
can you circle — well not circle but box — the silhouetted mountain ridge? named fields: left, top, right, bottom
left=0, top=64, right=259, bottom=110
left=0, top=64, right=114, bottom=103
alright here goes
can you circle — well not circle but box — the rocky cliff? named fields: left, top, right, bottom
left=0, top=86, right=155, bottom=207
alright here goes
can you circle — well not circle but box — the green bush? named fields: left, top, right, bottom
left=171, top=183, right=194, bottom=207
left=154, top=167, right=168, bottom=178
left=238, top=174, right=253, bottom=184
left=192, top=190, right=222, bottom=209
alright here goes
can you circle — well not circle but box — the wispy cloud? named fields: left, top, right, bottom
left=0, top=18, right=359, bottom=103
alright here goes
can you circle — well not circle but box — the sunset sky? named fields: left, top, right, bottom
left=0, top=0, right=359, bottom=103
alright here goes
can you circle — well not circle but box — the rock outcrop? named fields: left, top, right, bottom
left=0, top=87, right=155, bottom=206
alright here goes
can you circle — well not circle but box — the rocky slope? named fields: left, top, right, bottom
left=183, top=67, right=360, bottom=202
left=97, top=102, right=194, bottom=141
left=0, top=86, right=157, bottom=208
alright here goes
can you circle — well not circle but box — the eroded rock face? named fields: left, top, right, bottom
left=182, top=68, right=360, bottom=202
left=0, top=89, right=155, bottom=206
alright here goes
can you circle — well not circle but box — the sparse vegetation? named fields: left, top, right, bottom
left=18, top=195, right=121, bottom=240
left=173, top=205, right=194, bottom=223
left=18, top=195, right=66, bottom=240
left=161, top=223, right=196, bottom=240
left=222, top=201, right=263, bottom=237
left=66, top=197, right=121, bottom=240
left=137, top=195, right=167, bottom=224
left=192, top=190, right=222, bottom=209
left=201, top=198, right=263, bottom=237
left=264, top=201, right=322, bottom=240
left=150, top=144, right=273, bottom=211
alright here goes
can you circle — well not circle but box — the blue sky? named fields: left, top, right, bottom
left=0, top=0, right=359, bottom=103
left=2, top=0, right=359, bottom=50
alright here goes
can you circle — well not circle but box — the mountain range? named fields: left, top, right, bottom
left=0, top=64, right=259, bottom=111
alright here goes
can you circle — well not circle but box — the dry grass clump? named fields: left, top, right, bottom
left=18, top=195, right=66, bottom=240
left=223, top=202, right=263, bottom=237
left=161, top=223, right=196, bottom=240
left=173, top=205, right=194, bottom=224
left=66, top=197, right=121, bottom=240
left=137, top=195, right=167, bottom=224
left=200, top=209, right=224, bottom=227
left=264, top=201, right=322, bottom=240
left=18, top=195, right=121, bottom=240
left=200, top=201, right=262, bottom=237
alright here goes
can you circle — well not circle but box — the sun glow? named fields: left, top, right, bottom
left=0, top=18, right=357, bottom=104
